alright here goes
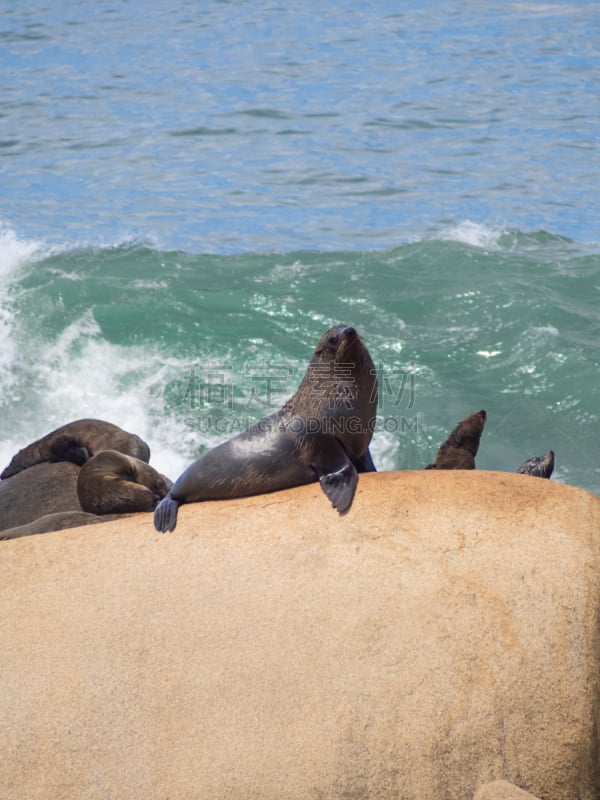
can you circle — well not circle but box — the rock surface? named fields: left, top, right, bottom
left=1, top=470, right=599, bottom=800
left=0, top=510, right=122, bottom=539
left=474, top=780, right=544, bottom=800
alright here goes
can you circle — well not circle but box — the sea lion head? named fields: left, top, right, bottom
left=297, top=324, right=378, bottom=414
left=517, top=449, right=555, bottom=479
left=312, top=323, right=365, bottom=361
left=49, top=435, right=90, bottom=466
left=288, top=324, right=378, bottom=460
left=77, top=450, right=172, bottom=515
left=444, top=409, right=486, bottom=457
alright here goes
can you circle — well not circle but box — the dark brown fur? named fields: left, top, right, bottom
left=77, top=450, right=172, bottom=515
left=0, top=462, right=81, bottom=531
left=1, top=419, right=151, bottom=480
left=426, top=410, right=486, bottom=470
left=155, top=324, right=378, bottom=532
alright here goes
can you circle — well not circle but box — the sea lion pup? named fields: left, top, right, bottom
left=1, top=419, right=151, bottom=480
left=77, top=450, right=172, bottom=515
left=425, top=409, right=487, bottom=470
left=517, top=450, right=555, bottom=479
left=155, top=323, right=378, bottom=533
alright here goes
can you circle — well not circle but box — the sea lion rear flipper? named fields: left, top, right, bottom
left=154, top=494, right=180, bottom=533
left=353, top=447, right=377, bottom=473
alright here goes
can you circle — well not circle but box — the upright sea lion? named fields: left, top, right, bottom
left=425, top=448, right=475, bottom=470
left=425, top=409, right=486, bottom=470
left=1, top=419, right=151, bottom=480
left=154, top=323, right=378, bottom=532
left=517, top=450, right=554, bottom=479
left=0, top=461, right=81, bottom=531
left=77, top=450, right=172, bottom=515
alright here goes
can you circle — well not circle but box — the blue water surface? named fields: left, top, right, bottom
left=1, top=0, right=598, bottom=252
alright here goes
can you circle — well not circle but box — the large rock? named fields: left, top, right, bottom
left=474, top=781, right=544, bottom=800
left=1, top=471, right=599, bottom=799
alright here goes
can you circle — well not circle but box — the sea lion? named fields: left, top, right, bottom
left=77, top=450, right=172, bottom=515
left=425, top=448, right=475, bottom=470
left=0, top=461, right=81, bottom=531
left=154, top=323, right=378, bottom=532
left=517, top=450, right=555, bottom=479
left=0, top=511, right=122, bottom=540
left=425, top=409, right=486, bottom=470
left=1, top=419, right=151, bottom=480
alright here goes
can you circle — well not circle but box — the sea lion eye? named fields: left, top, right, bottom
left=328, top=334, right=339, bottom=347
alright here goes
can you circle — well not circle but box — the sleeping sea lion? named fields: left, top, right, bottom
left=425, top=409, right=486, bottom=470
left=155, top=323, right=378, bottom=532
left=517, top=450, right=555, bottom=479
left=77, top=450, right=172, bottom=515
left=1, top=419, right=151, bottom=480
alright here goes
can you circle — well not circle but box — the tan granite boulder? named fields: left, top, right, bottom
left=474, top=781, right=544, bottom=800
left=1, top=471, right=599, bottom=799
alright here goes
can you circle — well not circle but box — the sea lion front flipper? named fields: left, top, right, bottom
left=318, top=463, right=358, bottom=514
left=353, top=447, right=377, bottom=473
left=312, top=437, right=359, bottom=514
left=154, top=494, right=180, bottom=533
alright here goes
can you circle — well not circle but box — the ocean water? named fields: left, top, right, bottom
left=1, top=1, right=599, bottom=496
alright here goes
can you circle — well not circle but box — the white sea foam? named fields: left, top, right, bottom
left=0, top=303, right=196, bottom=480
left=530, top=324, right=559, bottom=336
left=0, top=225, right=49, bottom=406
left=0, top=224, right=46, bottom=277
left=0, top=223, right=198, bottom=481
left=369, top=429, right=400, bottom=472
left=32, top=316, right=194, bottom=479
left=438, top=221, right=505, bottom=250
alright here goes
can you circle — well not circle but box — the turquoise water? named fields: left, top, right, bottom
left=2, top=228, right=599, bottom=494
left=1, top=2, right=599, bottom=495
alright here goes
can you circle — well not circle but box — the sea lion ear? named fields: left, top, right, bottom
left=318, top=462, right=358, bottom=515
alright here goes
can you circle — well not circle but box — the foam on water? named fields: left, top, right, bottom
left=0, top=225, right=48, bottom=404
left=0, top=223, right=46, bottom=276
left=21, top=318, right=195, bottom=480
left=0, top=233, right=193, bottom=479
left=437, top=221, right=505, bottom=251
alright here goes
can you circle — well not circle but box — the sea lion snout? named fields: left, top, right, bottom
left=327, top=324, right=360, bottom=358
left=334, top=324, right=356, bottom=338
